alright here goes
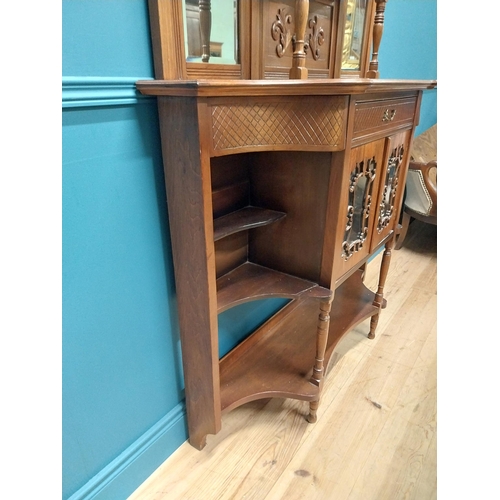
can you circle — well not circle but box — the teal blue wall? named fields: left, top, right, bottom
left=380, top=0, right=437, bottom=135
left=62, top=1, right=437, bottom=498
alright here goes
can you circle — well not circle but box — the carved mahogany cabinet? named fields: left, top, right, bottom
left=137, top=0, right=437, bottom=450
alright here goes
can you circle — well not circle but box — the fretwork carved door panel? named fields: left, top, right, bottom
left=370, top=129, right=412, bottom=251
left=333, top=138, right=385, bottom=279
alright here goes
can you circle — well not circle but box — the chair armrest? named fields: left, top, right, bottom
left=406, top=160, right=437, bottom=218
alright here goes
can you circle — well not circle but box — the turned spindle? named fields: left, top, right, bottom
left=307, top=295, right=333, bottom=423
left=368, top=237, right=394, bottom=339
left=366, top=0, right=387, bottom=78
left=199, top=0, right=212, bottom=63
left=289, top=0, right=309, bottom=79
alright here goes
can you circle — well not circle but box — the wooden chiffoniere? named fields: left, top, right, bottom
left=136, top=78, right=436, bottom=449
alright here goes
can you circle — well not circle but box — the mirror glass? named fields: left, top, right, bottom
left=183, top=0, right=239, bottom=65
left=348, top=175, right=367, bottom=244
left=341, top=0, right=367, bottom=71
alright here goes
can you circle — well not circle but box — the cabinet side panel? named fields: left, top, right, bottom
left=319, top=150, right=348, bottom=289
left=157, top=97, right=221, bottom=448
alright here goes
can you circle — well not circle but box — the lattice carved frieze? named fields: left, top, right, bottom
left=342, top=156, right=377, bottom=260
left=377, top=143, right=404, bottom=232
left=211, top=97, right=346, bottom=152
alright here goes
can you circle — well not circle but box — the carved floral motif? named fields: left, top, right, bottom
left=342, top=157, right=377, bottom=260
left=306, top=15, right=325, bottom=61
left=271, top=8, right=293, bottom=57
left=271, top=8, right=325, bottom=61
left=377, top=144, right=404, bottom=233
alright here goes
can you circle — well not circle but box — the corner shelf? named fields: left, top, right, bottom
left=219, top=297, right=323, bottom=413
left=219, top=268, right=380, bottom=414
left=216, top=262, right=330, bottom=313
left=213, top=206, right=286, bottom=242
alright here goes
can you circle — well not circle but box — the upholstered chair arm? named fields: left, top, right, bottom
left=405, top=160, right=437, bottom=220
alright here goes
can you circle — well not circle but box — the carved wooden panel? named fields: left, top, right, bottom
left=376, top=142, right=404, bottom=233
left=210, top=96, right=347, bottom=155
left=254, top=0, right=339, bottom=79
left=341, top=155, right=377, bottom=260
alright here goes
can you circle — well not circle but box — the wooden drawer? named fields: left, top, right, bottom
left=352, top=97, right=417, bottom=140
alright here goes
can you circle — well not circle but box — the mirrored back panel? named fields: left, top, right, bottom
left=147, top=0, right=379, bottom=80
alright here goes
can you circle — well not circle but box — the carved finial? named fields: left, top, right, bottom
left=289, top=0, right=309, bottom=79
left=366, top=0, right=387, bottom=78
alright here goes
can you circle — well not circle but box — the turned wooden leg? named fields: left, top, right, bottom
left=307, top=295, right=333, bottom=423
left=368, top=238, right=394, bottom=339
left=307, top=400, right=319, bottom=423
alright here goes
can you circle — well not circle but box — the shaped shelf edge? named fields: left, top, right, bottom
left=213, top=206, right=286, bottom=242
left=216, top=262, right=331, bottom=314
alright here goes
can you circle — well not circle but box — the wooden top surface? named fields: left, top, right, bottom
left=136, top=78, right=437, bottom=97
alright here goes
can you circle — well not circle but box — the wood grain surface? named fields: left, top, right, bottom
left=128, top=220, right=437, bottom=500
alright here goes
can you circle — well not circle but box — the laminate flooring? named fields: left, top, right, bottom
left=129, top=220, right=437, bottom=500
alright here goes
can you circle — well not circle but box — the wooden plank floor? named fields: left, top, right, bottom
left=129, top=220, right=437, bottom=500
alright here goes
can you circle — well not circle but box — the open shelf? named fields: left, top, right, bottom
left=216, top=262, right=331, bottom=313
left=219, top=297, right=322, bottom=413
left=219, top=268, right=379, bottom=414
left=213, top=206, right=286, bottom=241
left=324, top=268, right=380, bottom=362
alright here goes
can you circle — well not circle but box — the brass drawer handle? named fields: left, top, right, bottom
left=382, top=109, right=396, bottom=122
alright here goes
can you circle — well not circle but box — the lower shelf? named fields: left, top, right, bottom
left=324, top=268, right=380, bottom=362
left=219, top=268, right=379, bottom=414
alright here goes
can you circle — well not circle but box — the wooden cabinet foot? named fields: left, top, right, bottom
left=189, top=434, right=208, bottom=450
left=307, top=400, right=319, bottom=423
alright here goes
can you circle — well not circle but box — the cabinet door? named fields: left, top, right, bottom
left=370, top=129, right=412, bottom=251
left=334, top=138, right=385, bottom=280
